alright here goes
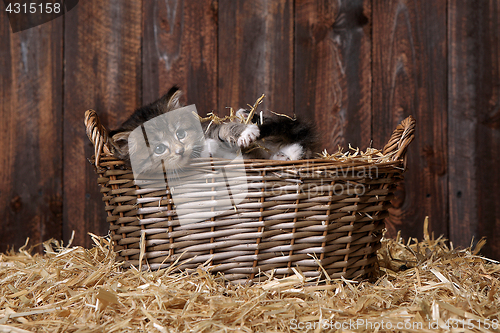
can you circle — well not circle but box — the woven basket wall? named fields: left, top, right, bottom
left=85, top=112, right=415, bottom=284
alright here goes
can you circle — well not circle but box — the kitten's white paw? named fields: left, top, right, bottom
left=271, top=143, right=304, bottom=161
left=237, top=124, right=260, bottom=148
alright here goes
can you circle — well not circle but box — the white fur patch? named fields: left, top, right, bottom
left=271, top=143, right=304, bottom=161
left=236, top=108, right=248, bottom=122
left=200, top=139, right=218, bottom=158
left=237, top=124, right=260, bottom=148
left=201, top=139, right=240, bottom=159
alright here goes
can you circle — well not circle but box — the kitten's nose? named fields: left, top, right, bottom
left=175, top=147, right=185, bottom=156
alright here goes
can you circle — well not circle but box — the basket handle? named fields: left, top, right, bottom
left=84, top=109, right=112, bottom=167
left=382, top=115, right=416, bottom=167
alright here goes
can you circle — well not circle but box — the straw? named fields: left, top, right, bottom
left=1, top=220, right=498, bottom=332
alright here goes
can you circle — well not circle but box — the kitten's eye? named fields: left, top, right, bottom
left=176, top=129, right=186, bottom=140
left=154, top=143, right=168, bottom=155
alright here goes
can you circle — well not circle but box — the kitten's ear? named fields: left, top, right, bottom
left=110, top=130, right=133, bottom=159
left=158, top=86, right=183, bottom=112
left=168, top=87, right=183, bottom=109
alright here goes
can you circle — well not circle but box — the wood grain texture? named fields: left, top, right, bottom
left=372, top=0, right=448, bottom=240
left=218, top=0, right=293, bottom=115
left=143, top=0, right=218, bottom=114
left=63, top=0, right=142, bottom=247
left=448, top=0, right=500, bottom=259
left=295, top=0, right=371, bottom=153
left=0, top=14, right=63, bottom=252
left=0, top=0, right=499, bottom=261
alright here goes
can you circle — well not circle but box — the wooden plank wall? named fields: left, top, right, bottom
left=63, top=0, right=142, bottom=247
left=372, top=0, right=448, bottom=240
left=0, top=0, right=499, bottom=260
left=448, top=0, right=500, bottom=259
left=219, top=0, right=294, bottom=115
left=295, top=0, right=371, bottom=150
left=143, top=0, right=217, bottom=110
left=0, top=9, right=63, bottom=252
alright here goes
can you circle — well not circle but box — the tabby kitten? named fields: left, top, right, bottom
left=109, top=87, right=205, bottom=175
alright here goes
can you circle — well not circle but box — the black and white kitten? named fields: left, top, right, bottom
left=109, top=87, right=318, bottom=173
left=233, top=108, right=318, bottom=160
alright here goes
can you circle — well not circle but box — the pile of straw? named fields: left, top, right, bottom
left=1, top=218, right=498, bottom=332
left=319, top=145, right=398, bottom=164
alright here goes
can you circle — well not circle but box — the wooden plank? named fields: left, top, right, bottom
left=295, top=0, right=371, bottom=153
left=0, top=15, right=63, bottom=252
left=218, top=0, right=293, bottom=116
left=449, top=0, right=500, bottom=259
left=372, top=0, right=448, bottom=239
left=143, top=0, right=217, bottom=114
left=64, top=1, right=142, bottom=248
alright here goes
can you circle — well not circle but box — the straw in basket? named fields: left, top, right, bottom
left=84, top=111, right=415, bottom=284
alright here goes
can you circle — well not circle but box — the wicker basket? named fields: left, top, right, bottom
left=84, top=111, right=415, bottom=284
